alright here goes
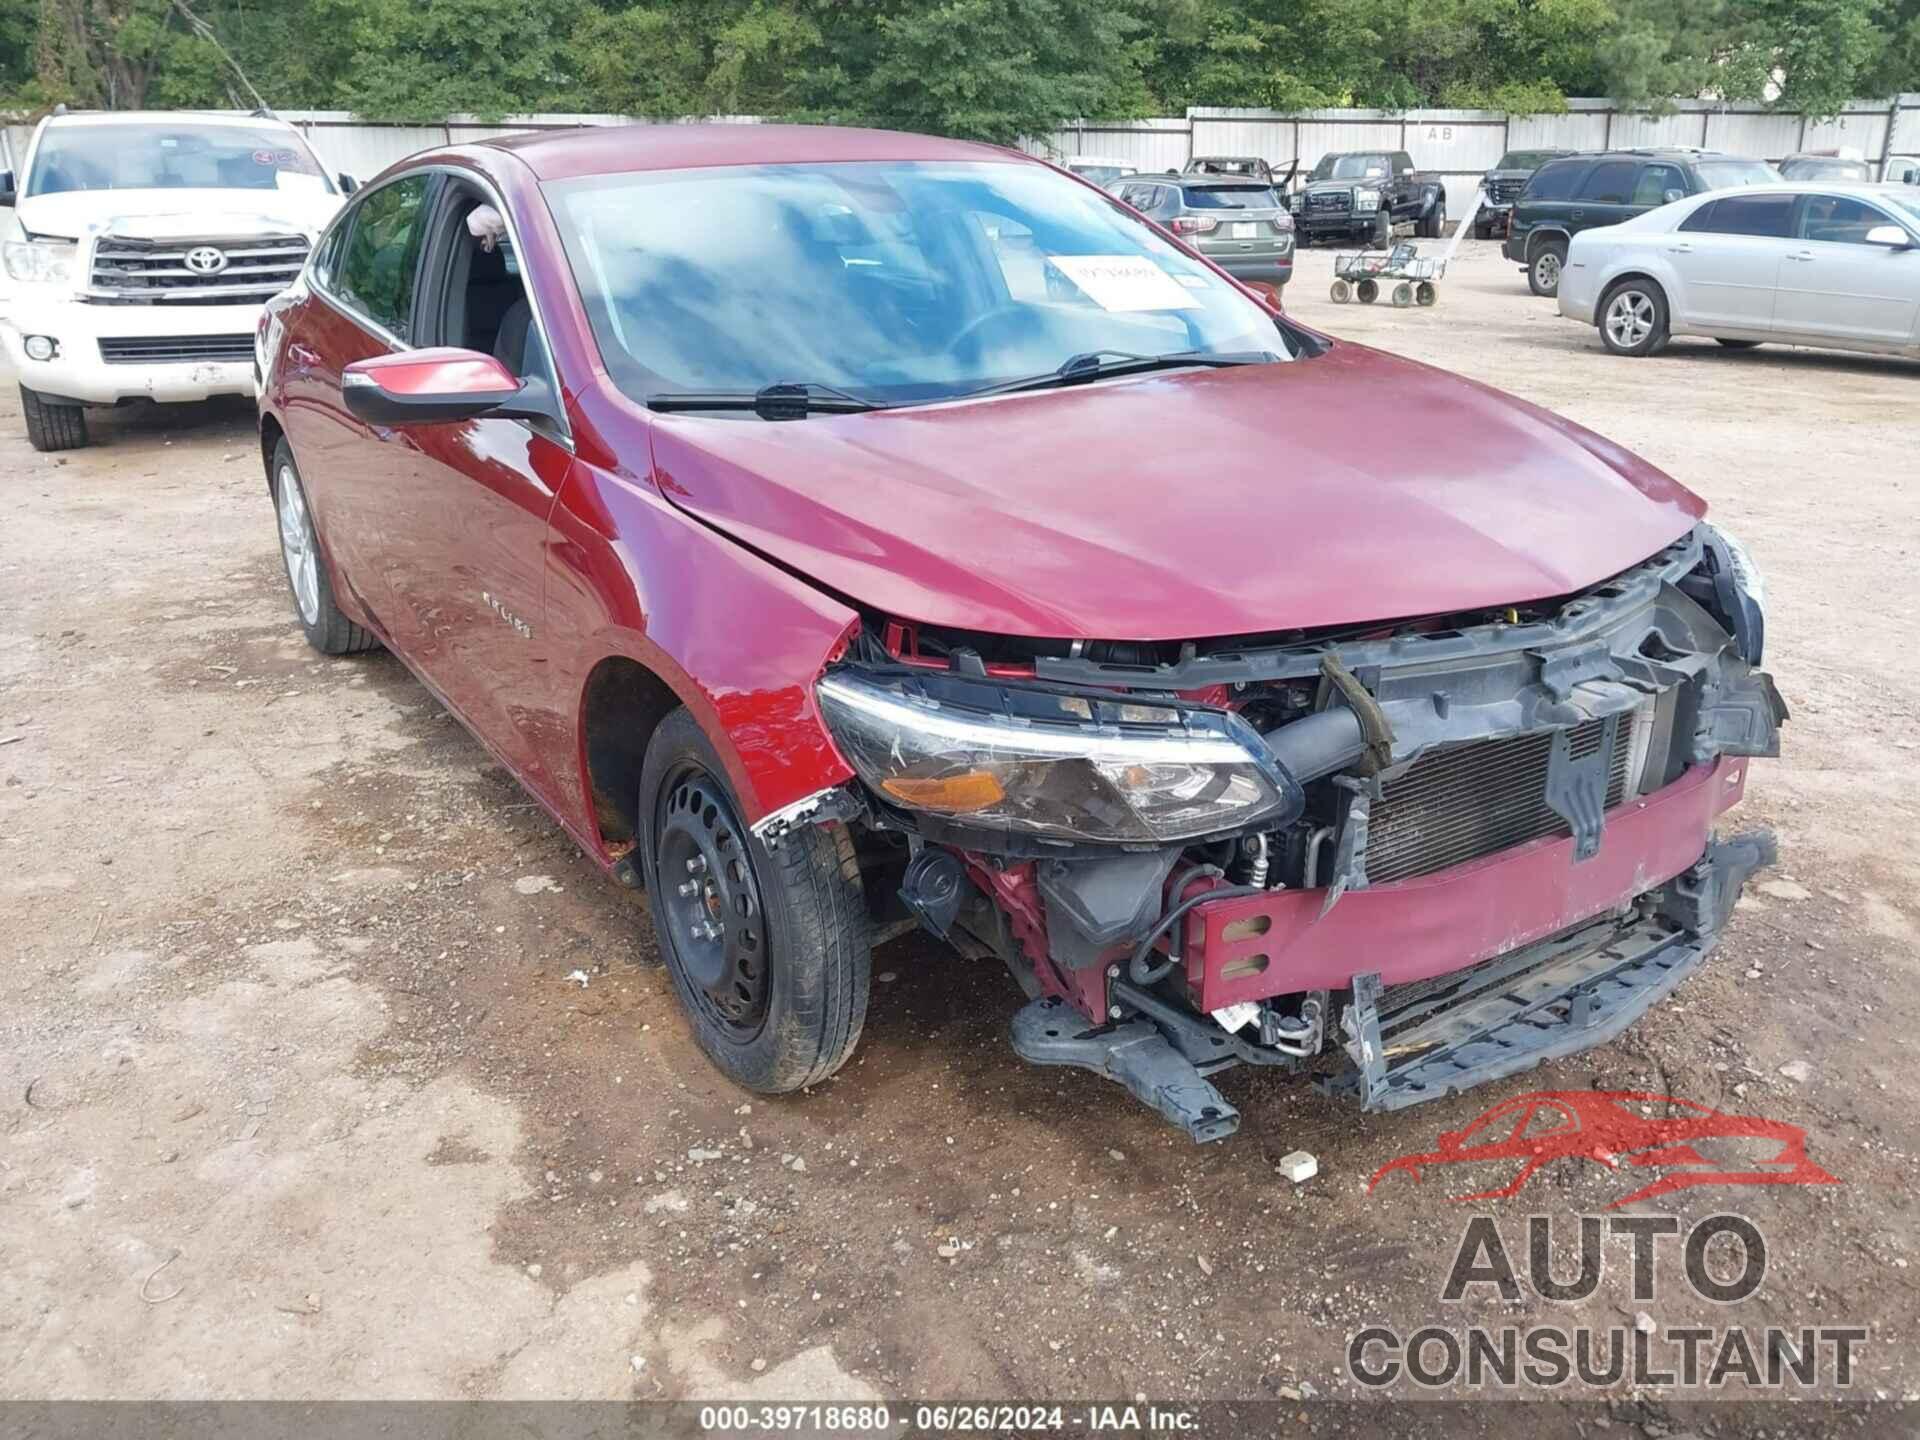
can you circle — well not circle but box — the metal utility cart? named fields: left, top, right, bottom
left=1330, top=242, right=1444, bottom=307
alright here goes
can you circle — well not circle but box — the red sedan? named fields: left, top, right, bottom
left=255, top=125, right=1786, bottom=1140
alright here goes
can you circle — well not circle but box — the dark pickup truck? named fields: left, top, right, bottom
left=1288, top=150, right=1448, bottom=245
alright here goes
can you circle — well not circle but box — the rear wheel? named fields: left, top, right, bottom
left=1597, top=279, right=1671, bottom=357
left=1528, top=240, right=1568, bottom=297
left=1330, top=279, right=1352, bottom=304
left=272, top=440, right=379, bottom=655
left=1416, top=281, right=1438, bottom=307
left=20, top=385, right=87, bottom=452
left=1356, top=278, right=1379, bottom=304
left=642, top=708, right=870, bottom=1093
left=1391, top=282, right=1414, bottom=308
left=1419, top=201, right=1442, bottom=239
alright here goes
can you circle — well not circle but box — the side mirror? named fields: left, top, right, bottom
left=1865, top=224, right=1913, bottom=249
left=0, top=170, right=14, bottom=207
left=1663, top=188, right=1686, bottom=204
left=1244, top=279, right=1284, bottom=312
left=337, top=172, right=358, bottom=195
left=343, top=348, right=543, bottom=426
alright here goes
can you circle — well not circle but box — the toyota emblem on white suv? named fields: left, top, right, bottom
left=184, top=245, right=229, bottom=276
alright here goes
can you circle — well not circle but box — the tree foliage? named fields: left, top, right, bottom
left=7, top=0, right=1914, bottom=130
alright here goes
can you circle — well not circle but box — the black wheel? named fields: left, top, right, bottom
left=1716, top=339, right=1763, bottom=350
left=1473, top=221, right=1493, bottom=241
left=1356, top=278, right=1379, bottom=304
left=20, top=385, right=87, bottom=452
left=1373, top=212, right=1392, bottom=248
left=1416, top=281, right=1438, bottom=307
left=1419, top=202, right=1442, bottom=239
left=1528, top=240, right=1568, bottom=298
left=641, top=708, right=870, bottom=1093
left=270, top=439, right=379, bottom=655
left=1597, top=278, right=1671, bottom=357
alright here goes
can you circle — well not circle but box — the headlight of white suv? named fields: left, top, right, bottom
left=816, top=670, right=1303, bottom=844
left=1354, top=189, right=1381, bottom=212
left=3, top=238, right=77, bottom=286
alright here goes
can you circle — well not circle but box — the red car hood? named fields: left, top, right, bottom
left=645, top=342, right=1704, bottom=641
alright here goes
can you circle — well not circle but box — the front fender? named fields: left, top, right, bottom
left=545, top=457, right=859, bottom=831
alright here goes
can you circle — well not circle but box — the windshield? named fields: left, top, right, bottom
left=1312, top=154, right=1390, bottom=181
left=1181, top=184, right=1280, bottom=209
left=1782, top=158, right=1871, bottom=181
left=546, top=160, right=1293, bottom=409
left=1884, top=193, right=1920, bottom=224
left=26, top=123, right=332, bottom=198
left=1693, top=160, right=1779, bottom=189
left=1495, top=151, right=1560, bottom=171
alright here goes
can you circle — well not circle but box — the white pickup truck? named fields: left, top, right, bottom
left=1, top=110, right=349, bottom=451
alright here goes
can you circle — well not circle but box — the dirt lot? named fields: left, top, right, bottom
left=3, top=239, right=1917, bottom=1414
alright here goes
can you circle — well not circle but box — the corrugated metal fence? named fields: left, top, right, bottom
left=1041, top=97, right=1920, bottom=220
left=5, top=98, right=1917, bottom=222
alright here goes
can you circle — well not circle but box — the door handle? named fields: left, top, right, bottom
left=1787, top=250, right=1816, bottom=262
left=1570, top=209, right=1585, bottom=220
left=1667, top=243, right=1693, bottom=254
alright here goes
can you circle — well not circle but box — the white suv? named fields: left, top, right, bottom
left=1, top=110, right=349, bottom=450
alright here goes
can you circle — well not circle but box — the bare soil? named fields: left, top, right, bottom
left=3, top=240, right=1916, bottom=1410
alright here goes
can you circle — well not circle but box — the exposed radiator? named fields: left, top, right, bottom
left=1364, top=713, right=1641, bottom=886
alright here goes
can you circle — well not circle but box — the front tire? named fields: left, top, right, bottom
left=271, top=440, right=379, bottom=655
left=1597, top=279, right=1671, bottom=357
left=1528, top=240, right=1568, bottom=297
left=20, top=385, right=87, bottom=452
left=641, top=708, right=870, bottom=1094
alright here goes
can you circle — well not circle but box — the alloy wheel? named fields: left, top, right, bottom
left=1605, top=289, right=1657, bottom=350
left=656, top=769, right=770, bottom=1037
left=1533, top=251, right=1562, bottom=291
left=276, top=463, right=321, bottom=626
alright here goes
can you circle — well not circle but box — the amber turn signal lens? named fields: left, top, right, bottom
left=880, top=771, right=1007, bottom=812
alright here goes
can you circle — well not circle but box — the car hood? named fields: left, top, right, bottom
left=646, top=342, right=1705, bottom=641
left=14, top=187, right=341, bottom=242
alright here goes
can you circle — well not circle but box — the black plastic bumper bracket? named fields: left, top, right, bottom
left=1011, top=997, right=1241, bottom=1143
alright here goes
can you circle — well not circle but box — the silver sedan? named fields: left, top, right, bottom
left=1557, top=182, right=1920, bottom=359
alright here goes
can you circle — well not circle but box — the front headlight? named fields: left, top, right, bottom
left=1701, top=523, right=1767, bottom=665
left=2, top=238, right=77, bottom=286
left=816, top=671, right=1302, bottom=844
left=1354, top=189, right=1381, bottom=211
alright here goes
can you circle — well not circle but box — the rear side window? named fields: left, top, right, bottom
left=1522, top=161, right=1585, bottom=201
left=1575, top=161, right=1639, bottom=203
left=1181, top=185, right=1279, bottom=210
left=334, top=174, right=433, bottom=341
left=1679, top=193, right=1795, bottom=237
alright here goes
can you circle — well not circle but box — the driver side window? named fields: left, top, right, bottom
left=419, top=185, right=558, bottom=392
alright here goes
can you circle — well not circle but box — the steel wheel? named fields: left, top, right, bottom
left=1531, top=248, right=1562, bottom=294
left=1605, top=289, right=1658, bottom=350
left=656, top=767, right=770, bottom=1038
left=1391, top=282, right=1413, bottom=307
left=276, top=461, right=321, bottom=627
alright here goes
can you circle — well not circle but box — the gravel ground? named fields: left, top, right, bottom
left=2, top=238, right=1916, bottom=1415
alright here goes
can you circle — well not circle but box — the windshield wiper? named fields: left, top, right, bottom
left=645, top=381, right=888, bottom=420
left=960, top=349, right=1277, bottom=401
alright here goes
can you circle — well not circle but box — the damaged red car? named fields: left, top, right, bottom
left=255, top=125, right=1786, bottom=1141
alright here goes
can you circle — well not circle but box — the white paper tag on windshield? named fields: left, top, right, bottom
left=1048, top=255, right=1200, bottom=311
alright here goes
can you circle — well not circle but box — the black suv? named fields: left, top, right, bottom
left=1504, top=149, right=1777, bottom=296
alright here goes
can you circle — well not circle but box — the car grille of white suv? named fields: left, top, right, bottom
left=87, top=234, right=309, bottom=305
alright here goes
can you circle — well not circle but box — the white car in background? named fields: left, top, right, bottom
left=1064, top=156, right=1141, bottom=187
left=1558, top=183, right=1920, bottom=359
left=0, top=109, right=350, bottom=451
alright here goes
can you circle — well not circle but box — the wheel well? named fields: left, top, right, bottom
left=579, top=657, right=683, bottom=848
left=260, top=414, right=286, bottom=497
left=1527, top=229, right=1569, bottom=259
left=1601, top=271, right=1666, bottom=306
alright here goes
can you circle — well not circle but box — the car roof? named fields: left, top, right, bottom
left=39, top=109, right=299, bottom=131
left=482, top=123, right=1016, bottom=181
